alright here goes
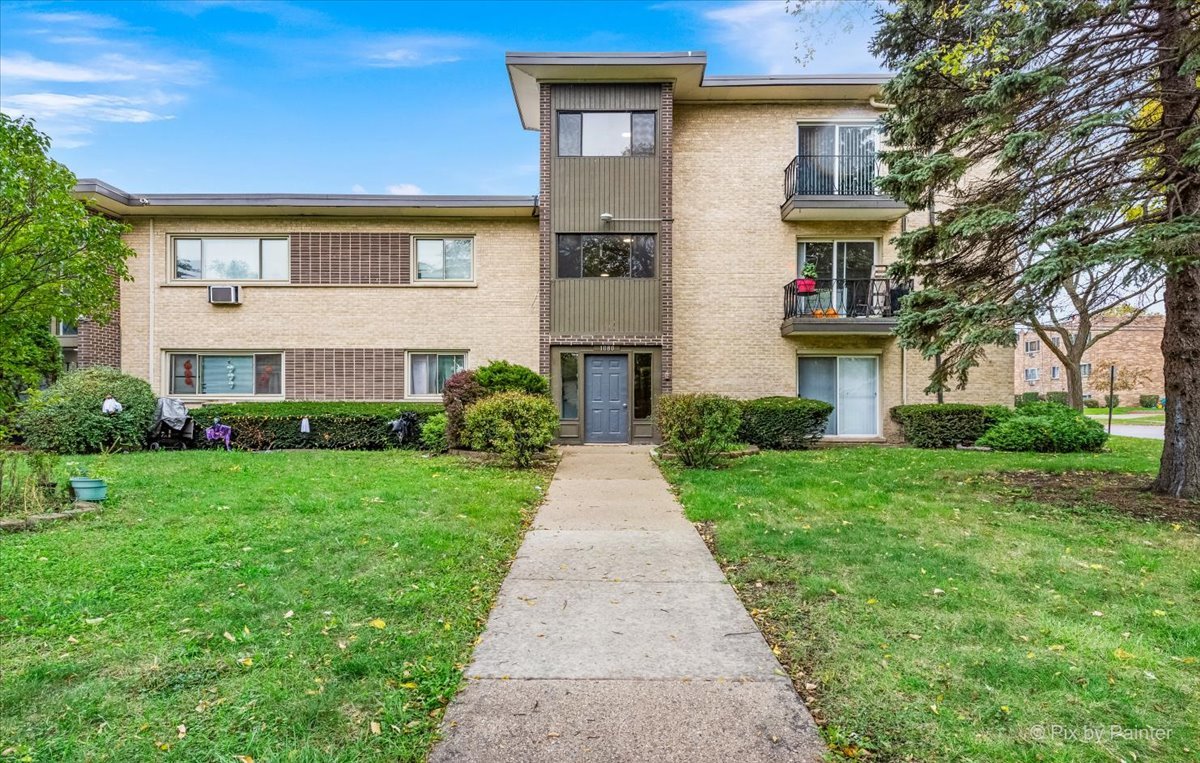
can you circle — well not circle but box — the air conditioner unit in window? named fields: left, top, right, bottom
left=208, top=285, right=242, bottom=305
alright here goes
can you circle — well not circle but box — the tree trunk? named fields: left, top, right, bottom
left=1151, top=0, right=1200, bottom=498
left=1153, top=264, right=1200, bottom=498
left=1066, top=365, right=1086, bottom=410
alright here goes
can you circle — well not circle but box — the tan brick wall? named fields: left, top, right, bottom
left=117, top=216, right=539, bottom=400
left=1013, top=316, right=1165, bottom=405
left=671, top=101, right=1013, bottom=440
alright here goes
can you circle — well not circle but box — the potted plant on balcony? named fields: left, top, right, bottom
left=794, top=263, right=818, bottom=294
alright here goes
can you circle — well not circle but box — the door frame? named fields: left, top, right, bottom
left=551, top=346, right=661, bottom=445
left=796, top=351, right=882, bottom=438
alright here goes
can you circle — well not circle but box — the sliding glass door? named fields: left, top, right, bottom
left=798, top=356, right=879, bottom=436
left=798, top=241, right=876, bottom=315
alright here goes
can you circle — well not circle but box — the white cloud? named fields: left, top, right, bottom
left=18, top=10, right=127, bottom=31
left=0, top=93, right=175, bottom=124
left=693, top=0, right=882, bottom=75
left=386, top=184, right=425, bottom=195
left=358, top=35, right=476, bottom=69
left=0, top=53, right=206, bottom=85
left=351, top=184, right=368, bottom=194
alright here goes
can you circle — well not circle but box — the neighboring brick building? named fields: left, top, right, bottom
left=1013, top=315, right=1165, bottom=405
left=69, top=51, right=1014, bottom=443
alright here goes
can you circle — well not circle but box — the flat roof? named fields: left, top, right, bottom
left=73, top=179, right=538, bottom=218
left=506, top=51, right=891, bottom=130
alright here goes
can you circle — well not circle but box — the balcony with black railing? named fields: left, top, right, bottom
left=781, top=277, right=911, bottom=335
left=781, top=154, right=908, bottom=221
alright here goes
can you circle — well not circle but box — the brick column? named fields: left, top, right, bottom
left=538, top=83, right=553, bottom=376
left=77, top=272, right=122, bottom=369
left=659, top=82, right=675, bottom=394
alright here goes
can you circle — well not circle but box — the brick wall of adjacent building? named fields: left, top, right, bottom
left=77, top=272, right=122, bottom=368
left=115, top=216, right=539, bottom=400
left=1013, top=316, right=1165, bottom=405
left=671, top=101, right=1014, bottom=440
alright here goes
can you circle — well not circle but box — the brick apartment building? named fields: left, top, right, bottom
left=1013, top=315, right=1165, bottom=405
left=66, top=51, right=1014, bottom=443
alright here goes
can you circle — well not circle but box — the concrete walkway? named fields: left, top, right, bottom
left=1105, top=424, right=1165, bottom=440
left=430, top=446, right=823, bottom=762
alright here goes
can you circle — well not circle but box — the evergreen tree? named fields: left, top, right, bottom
left=873, top=0, right=1199, bottom=496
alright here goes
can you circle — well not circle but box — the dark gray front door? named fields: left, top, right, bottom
left=585, top=355, right=629, bottom=443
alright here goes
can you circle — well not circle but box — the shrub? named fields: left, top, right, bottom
left=442, top=370, right=486, bottom=449
left=16, top=367, right=156, bottom=453
left=474, top=360, right=550, bottom=397
left=1139, top=394, right=1160, bottom=408
left=1018, top=392, right=1042, bottom=406
left=420, top=412, right=449, bottom=453
left=1082, top=397, right=1099, bottom=409
left=1104, top=394, right=1121, bottom=409
left=978, top=402, right=1107, bottom=453
left=0, top=450, right=68, bottom=516
left=191, top=401, right=441, bottom=451
left=738, top=397, right=832, bottom=450
left=889, top=403, right=1009, bottom=449
left=463, top=391, right=558, bottom=467
left=1045, top=391, right=1070, bottom=405
left=656, top=393, right=742, bottom=468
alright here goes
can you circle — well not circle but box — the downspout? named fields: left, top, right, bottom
left=147, top=217, right=156, bottom=393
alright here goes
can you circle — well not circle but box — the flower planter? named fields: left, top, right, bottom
left=69, top=477, right=108, bottom=502
left=794, top=278, right=817, bottom=294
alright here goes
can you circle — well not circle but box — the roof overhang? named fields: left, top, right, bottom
left=506, top=51, right=890, bottom=130
left=73, top=179, right=538, bottom=219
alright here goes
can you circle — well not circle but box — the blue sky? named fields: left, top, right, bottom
left=0, top=0, right=882, bottom=195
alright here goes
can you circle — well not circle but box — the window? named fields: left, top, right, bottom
left=1080, top=363, right=1092, bottom=377
left=173, top=237, right=289, bottom=281
left=1025, top=368, right=1039, bottom=382
left=415, top=238, right=473, bottom=282
left=1050, top=336, right=1061, bottom=347
left=633, top=353, right=653, bottom=419
left=558, top=111, right=656, bottom=157
left=556, top=234, right=655, bottom=278
left=798, top=356, right=879, bottom=436
left=560, top=353, right=579, bottom=420
left=1025, top=340, right=1040, bottom=353
left=168, top=352, right=282, bottom=396
left=1051, top=366, right=1061, bottom=380
left=409, top=352, right=465, bottom=397
left=52, top=318, right=78, bottom=337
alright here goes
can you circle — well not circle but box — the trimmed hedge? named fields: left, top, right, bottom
left=1103, top=394, right=1121, bottom=409
left=1018, top=392, right=1042, bottom=405
left=890, top=403, right=1011, bottom=449
left=1140, top=394, right=1160, bottom=408
left=191, top=401, right=442, bottom=451
left=475, top=360, right=550, bottom=397
left=656, top=393, right=742, bottom=468
left=420, top=412, right=449, bottom=453
left=17, top=367, right=156, bottom=453
left=738, top=397, right=832, bottom=450
left=463, top=391, right=558, bottom=467
left=1082, top=397, right=1099, bottom=409
left=1045, top=391, right=1069, bottom=405
left=978, top=402, right=1107, bottom=453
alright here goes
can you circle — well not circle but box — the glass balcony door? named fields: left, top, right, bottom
left=796, top=124, right=879, bottom=195
left=798, top=356, right=879, bottom=436
left=797, top=241, right=876, bottom=315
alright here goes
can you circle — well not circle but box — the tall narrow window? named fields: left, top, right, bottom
left=633, top=353, right=652, bottom=419
left=560, top=353, right=579, bottom=420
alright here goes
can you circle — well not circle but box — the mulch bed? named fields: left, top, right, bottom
left=999, top=470, right=1199, bottom=527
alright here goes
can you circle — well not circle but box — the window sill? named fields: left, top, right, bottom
left=172, top=395, right=286, bottom=405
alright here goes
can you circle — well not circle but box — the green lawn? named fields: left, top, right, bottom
left=1110, top=415, right=1166, bottom=426
left=0, top=450, right=548, bottom=762
left=1084, top=406, right=1158, bottom=416
left=663, top=438, right=1199, bottom=762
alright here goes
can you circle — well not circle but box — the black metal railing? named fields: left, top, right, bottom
left=784, top=154, right=881, bottom=198
left=784, top=278, right=910, bottom=320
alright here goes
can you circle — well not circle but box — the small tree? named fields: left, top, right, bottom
left=1086, top=358, right=1156, bottom=404
left=0, top=114, right=134, bottom=412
